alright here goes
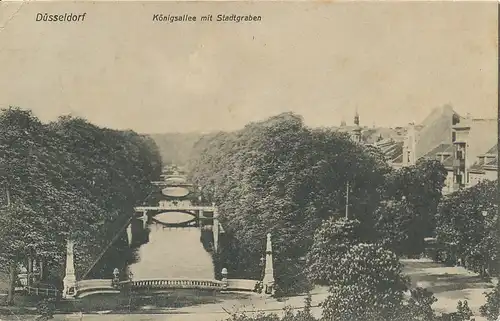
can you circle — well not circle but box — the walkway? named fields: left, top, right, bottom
left=402, top=258, right=495, bottom=321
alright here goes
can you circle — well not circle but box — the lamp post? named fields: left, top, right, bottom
left=221, top=268, right=228, bottom=290
left=345, top=182, right=349, bottom=219
left=112, top=268, right=120, bottom=288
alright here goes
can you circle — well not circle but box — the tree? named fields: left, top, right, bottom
left=374, top=199, right=417, bottom=255
left=0, top=107, right=162, bottom=303
left=435, top=180, right=498, bottom=275
left=188, top=112, right=390, bottom=294
left=306, top=218, right=364, bottom=285
left=320, top=244, right=409, bottom=321
left=480, top=282, right=500, bottom=321
left=379, top=159, right=447, bottom=257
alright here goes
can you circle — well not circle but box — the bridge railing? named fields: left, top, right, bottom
left=135, top=205, right=216, bottom=212
left=25, top=286, right=60, bottom=297
left=77, top=279, right=113, bottom=291
left=127, top=279, right=223, bottom=290
left=226, top=279, right=259, bottom=291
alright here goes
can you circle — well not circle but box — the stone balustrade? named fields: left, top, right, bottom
left=77, top=279, right=113, bottom=291
left=135, top=205, right=216, bottom=212
left=69, top=277, right=261, bottom=298
left=226, top=279, right=259, bottom=291
left=130, top=278, right=223, bottom=290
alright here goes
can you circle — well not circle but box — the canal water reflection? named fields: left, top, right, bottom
left=126, top=200, right=215, bottom=280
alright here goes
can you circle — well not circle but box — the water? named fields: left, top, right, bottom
left=161, top=187, right=190, bottom=197
left=126, top=198, right=215, bottom=280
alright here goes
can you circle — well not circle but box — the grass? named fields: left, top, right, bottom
left=0, top=289, right=251, bottom=316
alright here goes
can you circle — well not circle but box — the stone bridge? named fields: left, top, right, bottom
left=75, top=279, right=119, bottom=298
left=152, top=181, right=193, bottom=188
left=72, top=278, right=259, bottom=298
left=63, top=233, right=276, bottom=299
left=59, top=171, right=275, bottom=300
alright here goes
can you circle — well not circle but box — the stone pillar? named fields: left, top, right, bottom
left=126, top=223, right=133, bottom=246
left=199, top=209, right=204, bottom=229
left=213, top=207, right=219, bottom=253
left=141, top=211, right=148, bottom=229
left=62, top=239, right=77, bottom=299
left=262, top=233, right=275, bottom=296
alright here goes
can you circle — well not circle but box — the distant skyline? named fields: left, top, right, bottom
left=0, top=2, right=497, bottom=134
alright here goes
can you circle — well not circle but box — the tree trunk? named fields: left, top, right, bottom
left=7, top=261, right=16, bottom=305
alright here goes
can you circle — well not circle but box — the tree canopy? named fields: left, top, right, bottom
left=435, top=179, right=498, bottom=275
left=188, top=112, right=394, bottom=293
left=0, top=107, right=162, bottom=303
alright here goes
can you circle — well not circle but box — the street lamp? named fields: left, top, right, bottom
left=112, top=268, right=120, bottom=287
left=221, top=268, right=228, bottom=290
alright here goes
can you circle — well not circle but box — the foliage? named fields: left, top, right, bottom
left=225, top=294, right=315, bottom=321
left=320, top=243, right=409, bottom=321
left=188, top=112, right=390, bottom=294
left=480, top=282, right=500, bottom=321
left=0, top=107, right=162, bottom=303
left=439, top=301, right=475, bottom=321
left=401, top=287, right=438, bottom=321
left=376, top=159, right=447, bottom=256
left=35, top=298, right=55, bottom=320
left=435, top=179, right=498, bottom=275
left=224, top=289, right=474, bottom=321
left=374, top=199, right=416, bottom=255
left=304, top=216, right=476, bottom=321
left=306, top=218, right=364, bottom=285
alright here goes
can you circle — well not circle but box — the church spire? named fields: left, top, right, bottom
left=354, top=108, right=360, bottom=126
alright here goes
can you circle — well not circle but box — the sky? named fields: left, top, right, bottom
left=0, top=1, right=497, bottom=134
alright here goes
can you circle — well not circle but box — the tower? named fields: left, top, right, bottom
left=403, top=123, right=417, bottom=166
left=351, top=109, right=362, bottom=143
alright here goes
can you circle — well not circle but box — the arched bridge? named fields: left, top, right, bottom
left=152, top=181, right=193, bottom=188
left=160, top=174, right=187, bottom=181
left=73, top=278, right=259, bottom=298
left=76, top=279, right=119, bottom=298
left=134, top=204, right=217, bottom=219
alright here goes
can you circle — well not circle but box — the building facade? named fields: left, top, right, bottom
left=369, top=105, right=497, bottom=194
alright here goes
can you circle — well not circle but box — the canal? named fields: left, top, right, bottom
left=124, top=193, right=215, bottom=280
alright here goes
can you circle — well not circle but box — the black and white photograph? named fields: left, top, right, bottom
left=0, top=1, right=497, bottom=321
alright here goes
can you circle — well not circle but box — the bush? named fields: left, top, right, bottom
left=480, top=282, right=500, bottom=321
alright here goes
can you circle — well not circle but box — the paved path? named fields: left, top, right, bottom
left=402, top=258, right=495, bottom=321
